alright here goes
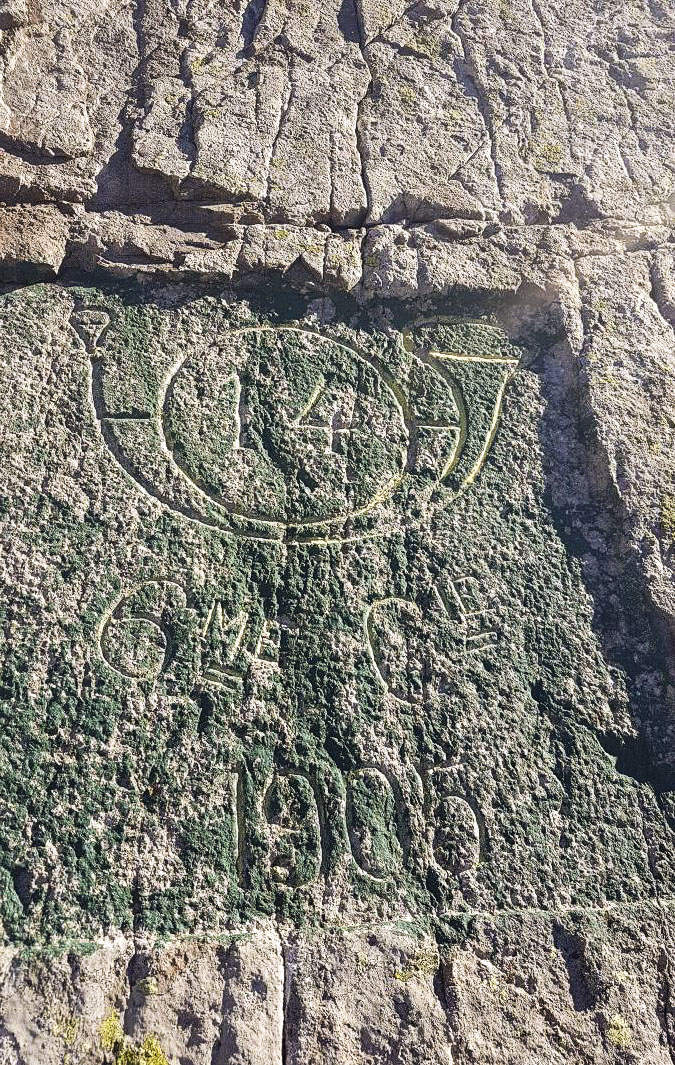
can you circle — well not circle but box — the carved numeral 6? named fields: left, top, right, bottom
left=98, top=581, right=186, bottom=681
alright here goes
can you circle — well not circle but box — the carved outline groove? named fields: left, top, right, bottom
left=84, top=321, right=518, bottom=544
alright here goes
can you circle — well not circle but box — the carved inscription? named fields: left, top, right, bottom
left=97, top=586, right=293, bottom=692
left=76, top=310, right=524, bottom=920
left=202, top=603, right=283, bottom=688
left=346, top=768, right=403, bottom=880
left=262, top=773, right=322, bottom=887
left=75, top=315, right=520, bottom=544
left=70, top=307, right=111, bottom=353
left=434, top=575, right=500, bottom=654
left=94, top=582, right=485, bottom=894
left=365, top=573, right=501, bottom=702
left=97, top=581, right=186, bottom=681
left=427, top=768, right=482, bottom=877
left=234, top=765, right=482, bottom=893
left=365, top=598, right=424, bottom=704
left=97, top=573, right=500, bottom=700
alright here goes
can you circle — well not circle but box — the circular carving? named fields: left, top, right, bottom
left=89, top=321, right=517, bottom=545
left=160, top=327, right=407, bottom=530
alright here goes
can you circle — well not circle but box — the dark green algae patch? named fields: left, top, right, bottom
left=0, top=279, right=673, bottom=950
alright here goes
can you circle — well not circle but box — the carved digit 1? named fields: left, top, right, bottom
left=230, top=372, right=254, bottom=451
left=228, top=768, right=245, bottom=887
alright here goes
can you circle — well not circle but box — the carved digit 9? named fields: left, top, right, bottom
left=98, top=580, right=184, bottom=681
left=263, top=773, right=322, bottom=888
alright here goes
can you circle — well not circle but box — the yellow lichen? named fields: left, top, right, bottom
left=607, top=1014, right=632, bottom=1049
left=100, top=1011, right=124, bottom=1053
left=50, top=1008, right=79, bottom=1047
left=532, top=140, right=563, bottom=171
left=118, top=1035, right=169, bottom=1065
left=661, top=494, right=675, bottom=545
left=135, top=977, right=159, bottom=995
left=100, top=1012, right=168, bottom=1065
left=393, top=949, right=438, bottom=982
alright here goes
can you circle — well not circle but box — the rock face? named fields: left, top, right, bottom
left=0, top=2, right=674, bottom=1064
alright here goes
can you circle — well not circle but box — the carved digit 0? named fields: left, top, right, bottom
left=346, top=768, right=403, bottom=880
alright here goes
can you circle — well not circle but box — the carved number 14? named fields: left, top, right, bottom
left=232, top=373, right=360, bottom=456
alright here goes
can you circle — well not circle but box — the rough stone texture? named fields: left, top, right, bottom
left=0, top=0, right=674, bottom=1063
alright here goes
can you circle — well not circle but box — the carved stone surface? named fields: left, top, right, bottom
left=0, top=1, right=674, bottom=1063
